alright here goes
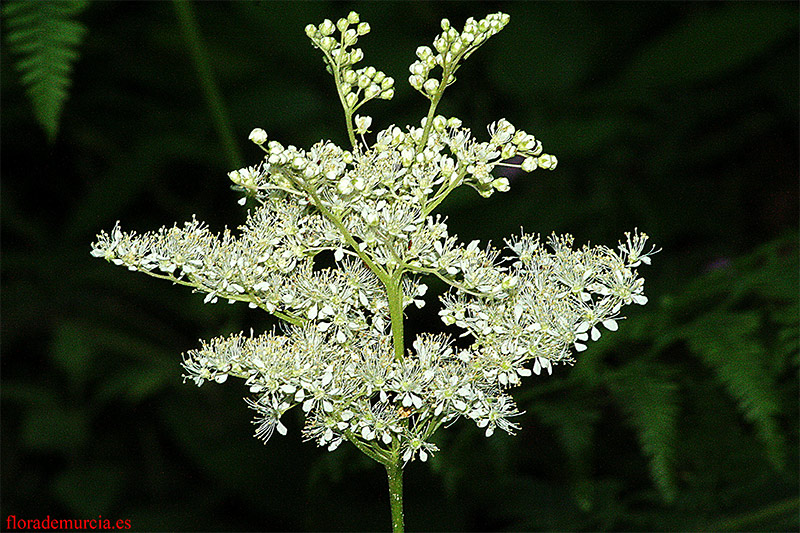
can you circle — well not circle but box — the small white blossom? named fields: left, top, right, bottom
left=249, top=128, right=268, bottom=145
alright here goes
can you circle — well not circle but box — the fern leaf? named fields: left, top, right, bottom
left=3, top=0, right=89, bottom=141
left=605, top=361, right=680, bottom=501
left=531, top=394, right=600, bottom=476
left=684, top=310, right=787, bottom=469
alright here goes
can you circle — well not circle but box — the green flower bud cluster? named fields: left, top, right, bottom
left=306, top=11, right=394, bottom=116
left=409, top=12, right=510, bottom=99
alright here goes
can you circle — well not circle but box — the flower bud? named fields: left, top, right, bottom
left=440, top=18, right=450, bottom=31
left=518, top=134, right=537, bottom=151
left=537, top=154, right=555, bottom=169
left=401, top=148, right=414, bottom=167
left=347, top=11, right=360, bottom=24
left=344, top=28, right=358, bottom=46
left=343, top=69, right=357, bottom=84
left=380, top=76, right=393, bottom=89
left=364, top=84, right=380, bottom=99
left=320, top=36, right=336, bottom=51
left=492, top=177, right=510, bottom=192
left=319, top=19, right=335, bottom=36
left=357, top=22, right=370, bottom=35
left=500, top=273, right=517, bottom=289
left=305, top=24, right=317, bottom=39
left=380, top=88, right=395, bottom=100
left=338, top=177, right=353, bottom=194
left=501, top=144, right=517, bottom=159
left=409, top=75, right=424, bottom=90
left=521, top=157, right=537, bottom=172
left=336, top=18, right=349, bottom=33
left=432, top=115, right=447, bottom=132
left=248, top=128, right=268, bottom=145
left=410, top=61, right=427, bottom=76
left=345, top=92, right=358, bottom=108
left=423, top=78, right=439, bottom=95
left=349, top=48, right=364, bottom=63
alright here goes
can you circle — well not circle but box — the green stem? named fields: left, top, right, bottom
left=385, top=457, right=405, bottom=533
left=423, top=168, right=467, bottom=216
left=319, top=38, right=357, bottom=149
left=386, top=274, right=405, bottom=361
left=417, top=63, right=457, bottom=152
left=304, top=187, right=389, bottom=284
left=173, top=0, right=243, bottom=169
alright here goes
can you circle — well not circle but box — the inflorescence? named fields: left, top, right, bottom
left=92, top=11, right=655, bottom=465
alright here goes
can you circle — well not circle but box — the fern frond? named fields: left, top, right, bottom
left=605, top=361, right=680, bottom=501
left=3, top=0, right=89, bottom=141
left=684, top=311, right=788, bottom=469
left=530, top=393, right=601, bottom=480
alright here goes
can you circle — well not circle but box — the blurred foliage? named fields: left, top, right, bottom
left=2, top=0, right=89, bottom=141
left=1, top=1, right=797, bottom=531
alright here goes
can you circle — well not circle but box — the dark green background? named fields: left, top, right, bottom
left=2, top=2, right=798, bottom=531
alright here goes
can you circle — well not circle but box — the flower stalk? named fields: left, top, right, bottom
left=385, top=456, right=405, bottom=533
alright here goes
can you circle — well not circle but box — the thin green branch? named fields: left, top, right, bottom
left=343, top=430, right=392, bottom=464
left=134, top=267, right=304, bottom=325
left=423, top=168, right=467, bottom=216
left=319, top=43, right=358, bottom=149
left=304, top=187, right=389, bottom=284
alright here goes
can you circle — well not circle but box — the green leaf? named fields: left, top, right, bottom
left=2, top=0, right=89, bottom=141
left=605, top=361, right=680, bottom=501
left=684, top=311, right=787, bottom=469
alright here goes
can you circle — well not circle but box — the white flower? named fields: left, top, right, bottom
left=354, top=114, right=372, bottom=134
left=248, top=128, right=268, bottom=145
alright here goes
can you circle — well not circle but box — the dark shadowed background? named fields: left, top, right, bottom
left=2, top=1, right=798, bottom=531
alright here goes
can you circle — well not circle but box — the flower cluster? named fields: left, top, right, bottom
left=92, top=12, right=654, bottom=468
left=304, top=11, right=394, bottom=140
left=409, top=13, right=511, bottom=98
